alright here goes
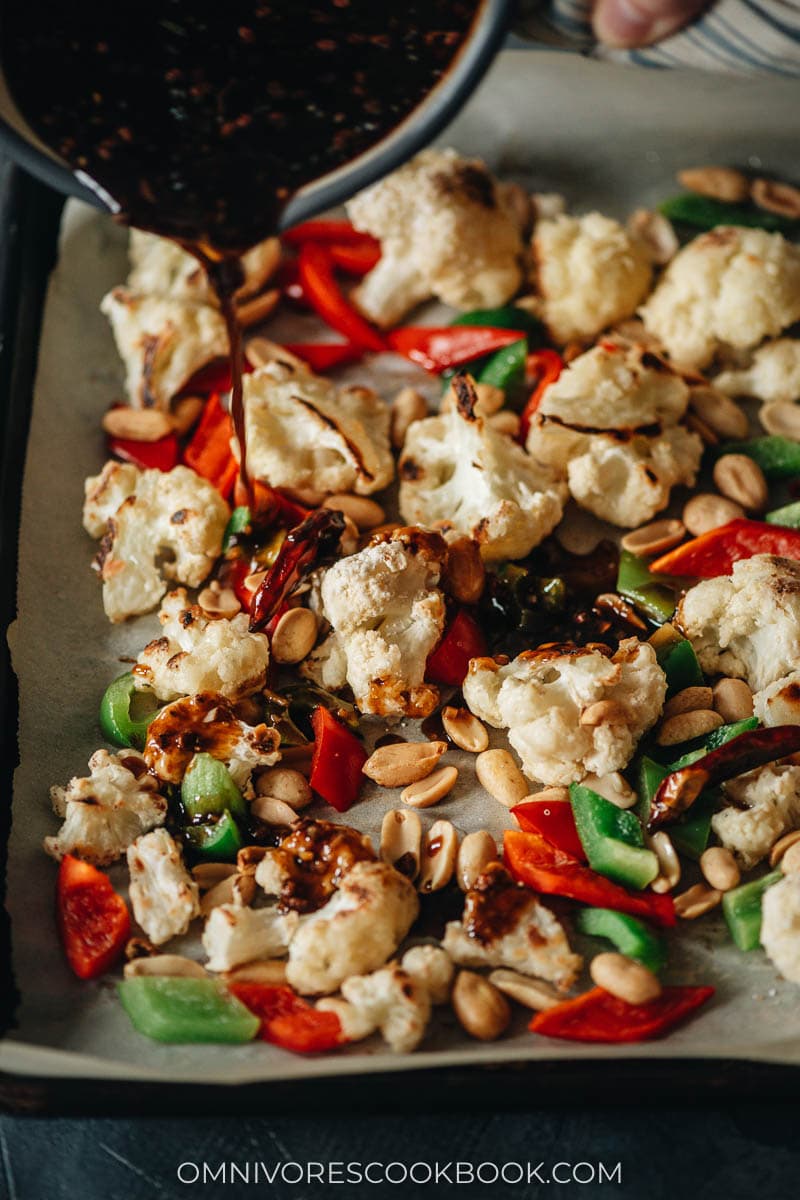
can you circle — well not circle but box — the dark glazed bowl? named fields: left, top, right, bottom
left=0, top=0, right=514, bottom=231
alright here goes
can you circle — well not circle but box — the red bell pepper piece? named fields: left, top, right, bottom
left=56, top=855, right=130, bottom=980
left=426, top=608, right=487, bottom=687
left=519, top=349, right=564, bottom=443
left=309, top=706, right=367, bottom=813
left=326, top=242, right=381, bottom=276
left=249, top=509, right=345, bottom=632
left=297, top=242, right=386, bottom=353
left=283, top=342, right=365, bottom=373
left=650, top=518, right=800, bottom=578
left=503, top=830, right=676, bottom=927
left=511, top=798, right=586, bottom=862
left=108, top=431, right=179, bottom=473
left=182, top=392, right=237, bottom=498
left=232, top=479, right=311, bottom=528
left=229, top=982, right=344, bottom=1053
left=387, top=326, right=525, bottom=373
left=277, top=259, right=310, bottom=307
left=182, top=357, right=254, bottom=397
left=530, top=985, right=714, bottom=1043
left=283, top=220, right=378, bottom=248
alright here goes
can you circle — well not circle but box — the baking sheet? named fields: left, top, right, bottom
left=3, top=50, right=800, bottom=1085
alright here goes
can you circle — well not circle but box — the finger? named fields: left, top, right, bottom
left=592, top=0, right=710, bottom=48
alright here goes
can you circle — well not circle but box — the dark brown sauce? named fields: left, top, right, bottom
left=270, top=818, right=375, bottom=914
left=462, top=862, right=531, bottom=944
left=2, top=2, right=477, bottom=497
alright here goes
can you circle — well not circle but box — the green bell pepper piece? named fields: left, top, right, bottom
left=451, top=306, right=544, bottom=337
left=635, top=756, right=715, bottom=860
left=722, top=870, right=784, bottom=952
left=616, top=550, right=676, bottom=624
left=575, top=907, right=666, bottom=974
left=99, top=672, right=159, bottom=750
left=659, top=193, right=800, bottom=236
left=659, top=638, right=704, bottom=696
left=222, top=505, right=251, bottom=551
left=478, top=338, right=527, bottom=403
left=570, top=784, right=658, bottom=890
left=185, top=810, right=243, bottom=861
left=718, top=436, right=800, bottom=480
left=766, top=499, right=800, bottom=528
left=118, top=977, right=259, bottom=1043
left=181, top=753, right=246, bottom=820
left=705, top=716, right=759, bottom=751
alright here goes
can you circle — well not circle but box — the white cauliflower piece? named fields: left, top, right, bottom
left=303, top=528, right=447, bottom=718
left=400, top=945, right=454, bottom=1005
left=340, top=964, right=431, bottom=1053
left=640, top=227, right=800, bottom=369
left=398, top=378, right=565, bottom=561
left=101, top=286, right=229, bottom=410
left=442, top=864, right=581, bottom=990
left=533, top=212, right=652, bottom=345
left=714, top=339, right=800, bottom=405
left=464, top=638, right=665, bottom=786
left=143, top=692, right=280, bottom=786
left=127, top=828, right=200, bottom=946
left=202, top=904, right=299, bottom=973
left=128, top=230, right=278, bottom=305
left=526, top=340, right=702, bottom=527
left=243, top=361, right=393, bottom=497
left=135, top=588, right=270, bottom=702
left=715, top=763, right=800, bottom=869
left=83, top=463, right=229, bottom=622
left=676, top=555, right=800, bottom=693
left=761, top=874, right=800, bottom=984
left=44, top=749, right=166, bottom=866
left=347, top=147, right=523, bottom=326
left=755, top=670, right=800, bottom=727
left=286, top=861, right=419, bottom=995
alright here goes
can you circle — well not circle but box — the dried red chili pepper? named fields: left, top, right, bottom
left=249, top=509, right=345, bottom=632
left=648, top=724, right=800, bottom=831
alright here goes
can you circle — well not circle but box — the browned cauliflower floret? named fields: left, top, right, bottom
left=143, top=692, right=280, bottom=786
left=127, top=828, right=200, bottom=946
left=346, top=148, right=523, bottom=327
left=128, top=230, right=279, bottom=306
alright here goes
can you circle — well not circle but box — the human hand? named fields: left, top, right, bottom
left=591, top=0, right=710, bottom=47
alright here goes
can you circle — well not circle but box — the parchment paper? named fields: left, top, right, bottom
left=3, top=51, right=800, bottom=1085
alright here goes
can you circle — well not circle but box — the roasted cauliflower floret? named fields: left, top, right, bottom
left=676, top=555, right=800, bottom=693
left=640, top=227, right=800, bottom=369
left=134, top=588, right=270, bottom=702
left=755, top=671, right=800, bottom=727
left=442, top=864, right=581, bottom=990
left=286, top=861, right=419, bottom=995
left=532, top=212, right=652, bottom=345
left=714, top=339, right=800, bottom=405
left=526, top=340, right=702, bottom=527
left=143, top=692, right=280, bottom=786
left=128, top=230, right=278, bottom=306
left=463, top=639, right=665, bottom=786
left=202, top=904, right=299, bottom=973
left=83, top=462, right=229, bottom=622
left=243, top=361, right=393, bottom=497
left=400, top=945, right=454, bottom=1006
left=126, top=828, right=200, bottom=946
left=303, top=528, right=447, bottom=718
left=761, top=874, right=800, bottom=985
left=254, top=819, right=375, bottom=913
left=341, top=964, right=432, bottom=1053
left=44, top=749, right=166, bottom=866
left=398, top=376, right=565, bottom=561
left=713, top=763, right=800, bottom=870
left=101, top=286, right=229, bottom=410
left=346, top=147, right=523, bottom=327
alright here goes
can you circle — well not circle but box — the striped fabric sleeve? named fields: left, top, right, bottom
left=515, top=0, right=800, bottom=76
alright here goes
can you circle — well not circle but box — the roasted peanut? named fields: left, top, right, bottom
left=581, top=773, right=637, bottom=810
left=102, top=406, right=173, bottom=442
left=620, top=519, right=685, bottom=557
left=712, top=677, right=754, bottom=724
left=781, top=842, right=800, bottom=874
left=590, top=953, right=662, bottom=1005
left=236, top=287, right=280, bottom=327
left=223, top=959, right=288, bottom=986
left=250, top=795, right=300, bottom=826
left=769, top=829, right=800, bottom=868
left=124, top=955, right=208, bottom=980
left=682, top=492, right=745, bottom=536
left=648, top=831, right=681, bottom=894
left=380, top=808, right=422, bottom=880
left=688, top=386, right=748, bottom=440
left=401, top=765, right=459, bottom=809
left=475, top=749, right=528, bottom=808
left=713, top=454, right=769, bottom=512
left=675, top=883, right=722, bottom=919
left=390, top=386, right=428, bottom=448
left=322, top=493, right=386, bottom=529
left=579, top=700, right=628, bottom=727
left=170, top=395, right=205, bottom=436
left=677, top=165, right=749, bottom=202
left=364, top=740, right=447, bottom=788
left=700, top=846, right=741, bottom=892
left=255, top=767, right=312, bottom=810
left=418, top=819, right=458, bottom=893
left=441, top=706, right=489, bottom=753
left=457, top=830, right=498, bottom=891
left=451, top=970, right=511, bottom=1041
left=192, top=862, right=238, bottom=890
left=197, top=581, right=241, bottom=618
left=442, top=536, right=485, bottom=605
left=245, top=336, right=307, bottom=372
left=663, top=686, right=714, bottom=719
left=271, top=607, right=318, bottom=664
left=199, top=873, right=256, bottom=916
left=760, top=402, right=800, bottom=442
left=751, top=177, right=800, bottom=219
left=656, top=708, right=723, bottom=746
left=488, top=969, right=561, bottom=1011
